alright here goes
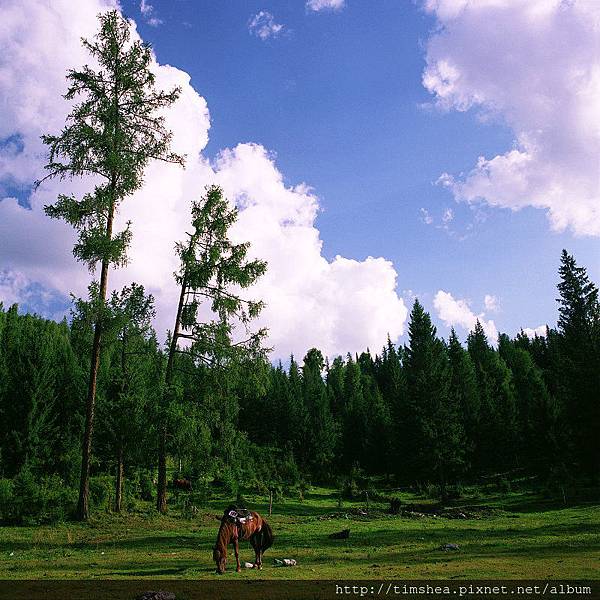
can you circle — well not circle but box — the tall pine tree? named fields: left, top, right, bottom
left=556, top=250, right=600, bottom=476
left=38, top=11, right=184, bottom=519
left=404, top=301, right=464, bottom=493
left=157, top=185, right=267, bottom=512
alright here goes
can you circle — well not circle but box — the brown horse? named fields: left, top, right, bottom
left=212, top=506, right=274, bottom=574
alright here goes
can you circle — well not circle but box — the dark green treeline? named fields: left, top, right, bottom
left=0, top=250, right=598, bottom=521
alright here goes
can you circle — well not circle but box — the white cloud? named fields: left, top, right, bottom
left=0, top=269, right=30, bottom=308
left=433, top=290, right=498, bottom=342
left=213, top=143, right=407, bottom=358
left=420, top=207, right=434, bottom=225
left=248, top=11, right=284, bottom=41
left=0, top=0, right=407, bottom=359
left=306, top=0, right=346, bottom=12
left=0, top=268, right=70, bottom=319
left=420, top=204, right=470, bottom=240
left=522, top=325, right=547, bottom=338
left=423, top=0, right=600, bottom=236
left=442, top=207, right=454, bottom=224
left=139, top=0, right=162, bottom=27
left=483, top=293, right=499, bottom=313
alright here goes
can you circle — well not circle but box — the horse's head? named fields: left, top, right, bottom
left=213, top=544, right=226, bottom=574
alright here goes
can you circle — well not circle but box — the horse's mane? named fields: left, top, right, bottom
left=213, top=518, right=233, bottom=567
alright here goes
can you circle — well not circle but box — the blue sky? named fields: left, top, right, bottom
left=127, top=0, right=599, bottom=340
left=1, top=0, right=599, bottom=357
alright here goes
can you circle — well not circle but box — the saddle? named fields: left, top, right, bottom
left=225, top=507, right=253, bottom=540
left=226, top=507, right=253, bottom=525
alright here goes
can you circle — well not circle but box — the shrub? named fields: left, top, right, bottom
left=137, top=470, right=154, bottom=502
left=218, top=466, right=241, bottom=496
left=498, top=478, right=512, bottom=494
left=89, top=475, right=114, bottom=511
left=37, top=475, right=77, bottom=523
left=445, top=483, right=465, bottom=500
left=422, top=483, right=441, bottom=499
left=341, top=478, right=360, bottom=500
left=10, top=469, right=76, bottom=524
left=0, top=479, right=14, bottom=522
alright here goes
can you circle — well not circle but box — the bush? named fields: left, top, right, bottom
left=341, top=478, right=360, bottom=500
left=10, top=469, right=77, bottom=524
left=137, top=470, right=154, bottom=502
left=498, top=478, right=512, bottom=494
left=445, top=483, right=465, bottom=500
left=89, top=475, right=114, bottom=511
left=340, top=464, right=367, bottom=500
left=190, top=480, right=210, bottom=504
left=0, top=479, right=14, bottom=522
left=422, top=483, right=441, bottom=499
left=122, top=478, right=139, bottom=511
left=218, top=466, right=241, bottom=496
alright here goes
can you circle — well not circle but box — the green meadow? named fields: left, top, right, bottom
left=0, top=486, right=597, bottom=580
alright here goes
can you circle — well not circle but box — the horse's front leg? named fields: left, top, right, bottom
left=234, top=539, right=241, bottom=573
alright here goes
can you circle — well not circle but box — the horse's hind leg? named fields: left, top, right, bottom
left=233, top=539, right=241, bottom=573
left=250, top=535, right=261, bottom=569
left=256, top=532, right=263, bottom=570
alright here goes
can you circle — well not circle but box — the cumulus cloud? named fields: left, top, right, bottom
left=483, top=293, right=499, bottom=313
left=433, top=290, right=498, bottom=342
left=0, top=269, right=30, bottom=308
left=248, top=11, right=284, bottom=40
left=522, top=325, right=547, bottom=338
left=213, top=143, right=407, bottom=357
left=0, top=268, right=70, bottom=319
left=423, top=0, right=600, bottom=236
left=0, top=0, right=407, bottom=359
left=306, top=0, right=346, bottom=12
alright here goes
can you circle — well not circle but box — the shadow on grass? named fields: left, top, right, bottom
left=1, top=518, right=597, bottom=555
left=103, top=567, right=187, bottom=576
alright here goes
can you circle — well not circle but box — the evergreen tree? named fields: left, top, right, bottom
left=101, top=283, right=157, bottom=511
left=326, top=356, right=346, bottom=422
left=38, top=10, right=184, bottom=519
left=377, top=337, right=406, bottom=477
left=286, top=357, right=309, bottom=468
left=404, top=301, right=464, bottom=492
left=302, top=349, right=337, bottom=478
left=498, top=334, right=564, bottom=477
left=467, top=322, right=517, bottom=473
left=341, top=354, right=365, bottom=469
left=158, top=184, right=267, bottom=512
left=447, top=328, right=479, bottom=470
left=361, top=369, right=392, bottom=475
left=0, top=306, right=83, bottom=481
left=556, top=250, right=600, bottom=475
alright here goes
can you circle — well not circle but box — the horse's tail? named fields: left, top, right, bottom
left=260, top=518, right=274, bottom=553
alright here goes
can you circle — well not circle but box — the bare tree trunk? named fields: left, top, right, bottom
left=268, top=488, right=273, bottom=516
left=156, top=426, right=168, bottom=514
left=115, top=444, right=124, bottom=512
left=75, top=203, right=114, bottom=520
left=156, top=273, right=187, bottom=514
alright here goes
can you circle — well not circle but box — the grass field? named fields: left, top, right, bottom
left=0, top=486, right=598, bottom=580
